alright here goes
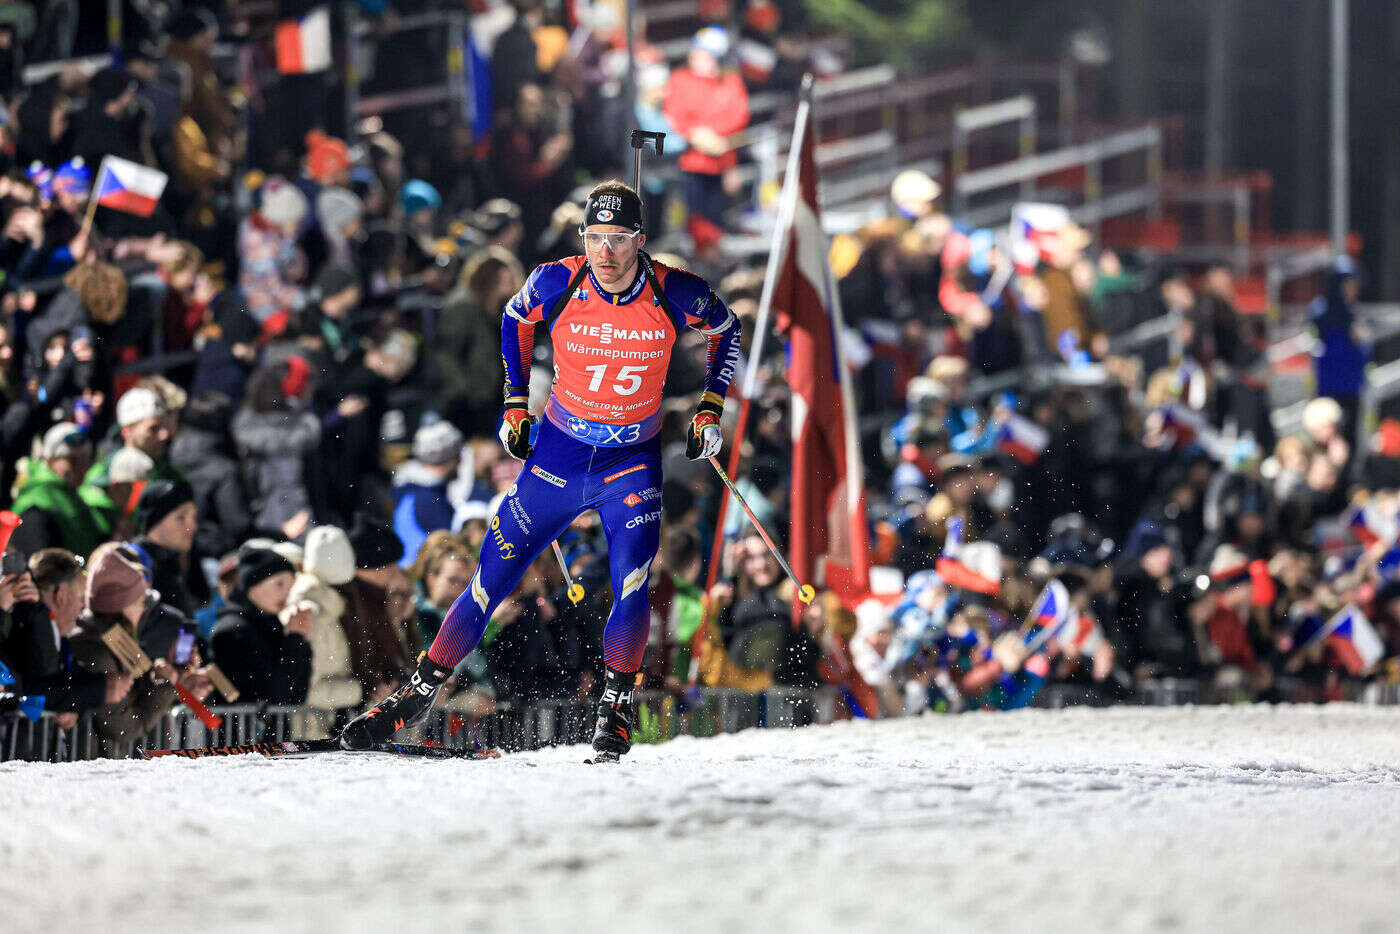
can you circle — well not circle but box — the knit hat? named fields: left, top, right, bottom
left=259, top=176, right=308, bottom=227
left=305, top=130, right=350, bottom=183
left=348, top=515, right=404, bottom=569
left=86, top=545, right=149, bottom=614
left=211, top=292, right=260, bottom=345
left=136, top=478, right=195, bottom=535
left=316, top=186, right=363, bottom=234
left=115, top=387, right=166, bottom=427
left=167, top=6, right=217, bottom=41
left=400, top=179, right=441, bottom=216
left=237, top=548, right=295, bottom=594
left=108, top=446, right=155, bottom=484
left=271, top=541, right=304, bottom=567
left=315, top=262, right=359, bottom=297
left=304, top=525, right=355, bottom=585
left=691, top=25, right=730, bottom=59
left=40, top=422, right=89, bottom=460
left=413, top=421, right=464, bottom=466
left=1124, top=520, right=1169, bottom=558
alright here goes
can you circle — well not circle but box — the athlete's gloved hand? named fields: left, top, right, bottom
left=685, top=399, right=723, bottom=460
left=498, top=391, right=535, bottom=460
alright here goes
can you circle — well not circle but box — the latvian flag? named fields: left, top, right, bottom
left=997, top=414, right=1048, bottom=465
left=276, top=6, right=332, bottom=75
left=94, top=156, right=168, bottom=217
left=1314, top=605, right=1386, bottom=675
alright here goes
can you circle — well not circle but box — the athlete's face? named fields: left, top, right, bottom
left=584, top=223, right=645, bottom=293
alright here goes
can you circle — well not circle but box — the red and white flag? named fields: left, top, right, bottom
left=276, top=6, right=332, bottom=75
left=997, top=414, right=1049, bottom=465
left=94, top=156, right=168, bottom=217
left=768, top=88, right=870, bottom=600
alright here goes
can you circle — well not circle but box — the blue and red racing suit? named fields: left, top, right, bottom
left=427, top=253, right=741, bottom=674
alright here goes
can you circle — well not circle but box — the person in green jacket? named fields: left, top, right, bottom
left=82, top=386, right=185, bottom=535
left=9, top=422, right=105, bottom=559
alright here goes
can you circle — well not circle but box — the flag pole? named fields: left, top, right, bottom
left=702, top=73, right=815, bottom=597
left=77, top=158, right=108, bottom=252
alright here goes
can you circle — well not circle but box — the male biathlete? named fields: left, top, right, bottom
left=342, top=181, right=741, bottom=761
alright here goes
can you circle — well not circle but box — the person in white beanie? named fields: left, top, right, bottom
left=238, top=175, right=309, bottom=321
left=281, top=525, right=362, bottom=731
left=390, top=421, right=465, bottom=568
left=82, top=386, right=186, bottom=536
left=316, top=186, right=365, bottom=268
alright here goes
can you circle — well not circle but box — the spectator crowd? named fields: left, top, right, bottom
left=2, top=0, right=1398, bottom=757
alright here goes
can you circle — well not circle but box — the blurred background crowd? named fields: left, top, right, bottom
left=2, top=0, right=1399, bottom=757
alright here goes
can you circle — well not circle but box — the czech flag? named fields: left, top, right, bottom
left=1009, top=203, right=1070, bottom=274
left=996, top=414, right=1048, bottom=465
left=275, top=6, right=332, bottom=75
left=1347, top=502, right=1398, bottom=549
left=1025, top=579, right=1071, bottom=643
left=1322, top=606, right=1386, bottom=675
left=94, top=156, right=168, bottom=217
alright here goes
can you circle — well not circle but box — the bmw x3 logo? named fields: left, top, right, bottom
left=569, top=417, right=589, bottom=435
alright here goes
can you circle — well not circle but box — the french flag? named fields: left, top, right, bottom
left=1318, top=605, right=1386, bottom=675
left=275, top=6, right=332, bottom=75
left=94, top=156, right=168, bottom=217
left=997, top=414, right=1048, bottom=465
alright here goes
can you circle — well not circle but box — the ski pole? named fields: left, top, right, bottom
left=706, top=456, right=815, bottom=605
left=552, top=540, right=584, bottom=604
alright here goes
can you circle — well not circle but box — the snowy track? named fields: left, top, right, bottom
left=5, top=706, right=1400, bottom=933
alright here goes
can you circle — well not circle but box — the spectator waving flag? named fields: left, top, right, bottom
left=1347, top=501, right=1398, bottom=549
left=1303, top=605, right=1385, bottom=675
left=94, top=156, right=168, bottom=217
left=275, top=6, right=332, bottom=75
left=1023, top=579, right=1071, bottom=652
left=997, top=414, right=1049, bottom=465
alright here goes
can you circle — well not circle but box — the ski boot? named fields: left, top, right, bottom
left=587, top=669, right=637, bottom=763
left=341, top=653, right=451, bottom=750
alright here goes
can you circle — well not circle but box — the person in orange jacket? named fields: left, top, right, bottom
left=663, top=27, right=750, bottom=256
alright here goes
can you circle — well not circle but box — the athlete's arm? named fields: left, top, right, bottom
left=666, top=268, right=742, bottom=405
left=664, top=268, right=742, bottom=459
left=498, top=262, right=570, bottom=459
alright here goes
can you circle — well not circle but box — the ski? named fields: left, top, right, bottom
left=138, top=739, right=502, bottom=761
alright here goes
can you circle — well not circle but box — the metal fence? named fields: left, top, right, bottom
left=5, top=680, right=1395, bottom=764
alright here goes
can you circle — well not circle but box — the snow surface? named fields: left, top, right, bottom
left=4, top=706, right=1400, bottom=933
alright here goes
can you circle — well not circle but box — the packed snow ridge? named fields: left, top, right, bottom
left=4, top=706, right=1399, bottom=933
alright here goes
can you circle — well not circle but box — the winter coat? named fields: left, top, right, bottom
left=391, top=460, right=454, bottom=568
left=432, top=291, right=505, bottom=437
left=189, top=337, right=254, bottom=406
left=663, top=68, right=750, bottom=175
left=1310, top=271, right=1369, bottom=400
left=280, top=572, right=361, bottom=710
left=70, top=614, right=178, bottom=749
left=232, top=405, right=320, bottom=534
left=135, top=539, right=210, bottom=620
left=7, top=459, right=105, bottom=558
left=342, top=580, right=415, bottom=698
left=237, top=215, right=306, bottom=322
left=1111, top=562, right=1201, bottom=677
left=4, top=599, right=105, bottom=711
left=210, top=597, right=313, bottom=704
left=170, top=426, right=252, bottom=559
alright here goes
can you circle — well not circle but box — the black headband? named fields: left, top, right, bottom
left=581, top=190, right=644, bottom=234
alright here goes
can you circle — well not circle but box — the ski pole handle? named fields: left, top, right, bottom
left=706, top=456, right=815, bottom=605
